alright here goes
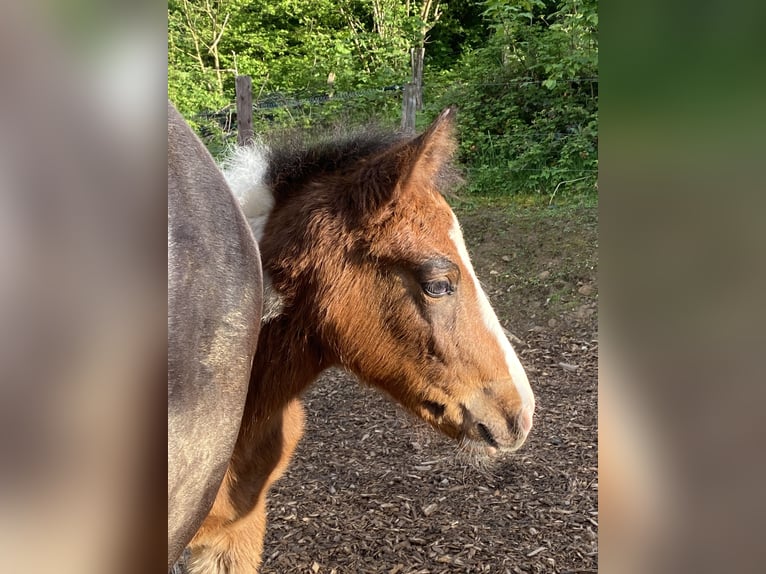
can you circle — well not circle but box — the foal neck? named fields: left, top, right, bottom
left=242, top=314, right=330, bottom=427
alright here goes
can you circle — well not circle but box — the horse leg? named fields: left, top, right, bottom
left=186, top=399, right=305, bottom=574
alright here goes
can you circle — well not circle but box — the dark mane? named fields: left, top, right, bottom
left=265, top=129, right=406, bottom=199
left=264, top=127, right=463, bottom=202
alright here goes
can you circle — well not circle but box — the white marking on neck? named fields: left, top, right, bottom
left=448, top=213, right=535, bottom=414
left=221, top=144, right=284, bottom=323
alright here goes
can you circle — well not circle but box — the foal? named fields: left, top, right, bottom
left=187, top=108, right=535, bottom=572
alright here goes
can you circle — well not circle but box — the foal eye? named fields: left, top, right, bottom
left=422, top=280, right=453, bottom=298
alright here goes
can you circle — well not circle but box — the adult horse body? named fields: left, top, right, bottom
left=168, top=102, right=263, bottom=569
left=186, top=108, right=535, bottom=573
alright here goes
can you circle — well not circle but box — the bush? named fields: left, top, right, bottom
left=425, top=0, right=598, bottom=197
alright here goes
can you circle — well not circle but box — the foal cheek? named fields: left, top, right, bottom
left=432, top=304, right=485, bottom=383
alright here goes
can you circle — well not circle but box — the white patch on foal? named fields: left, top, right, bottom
left=222, top=143, right=273, bottom=243
left=221, top=144, right=283, bottom=323
left=448, top=213, right=535, bottom=424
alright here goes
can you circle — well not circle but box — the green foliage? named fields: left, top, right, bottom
left=424, top=0, right=598, bottom=196
left=169, top=1, right=415, bottom=105
left=168, top=0, right=598, bottom=197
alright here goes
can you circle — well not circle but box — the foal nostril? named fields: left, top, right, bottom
left=476, top=423, right=498, bottom=448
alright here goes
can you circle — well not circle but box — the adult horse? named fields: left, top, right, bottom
left=168, top=101, right=263, bottom=569
left=185, top=107, right=535, bottom=573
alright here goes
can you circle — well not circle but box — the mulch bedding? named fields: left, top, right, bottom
left=260, top=328, right=597, bottom=574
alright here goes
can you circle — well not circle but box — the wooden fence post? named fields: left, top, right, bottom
left=235, top=75, right=253, bottom=146
left=401, top=83, right=417, bottom=134
left=411, top=47, right=424, bottom=111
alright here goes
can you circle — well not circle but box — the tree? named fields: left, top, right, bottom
left=169, top=0, right=251, bottom=114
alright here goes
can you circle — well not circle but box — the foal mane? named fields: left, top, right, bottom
left=265, top=128, right=408, bottom=200
left=229, top=123, right=460, bottom=207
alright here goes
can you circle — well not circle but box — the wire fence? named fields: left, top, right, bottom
left=194, top=77, right=598, bottom=181
left=194, top=77, right=598, bottom=123
left=198, top=84, right=404, bottom=119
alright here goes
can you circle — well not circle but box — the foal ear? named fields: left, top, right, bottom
left=351, top=107, right=457, bottom=221
left=402, top=106, right=458, bottom=186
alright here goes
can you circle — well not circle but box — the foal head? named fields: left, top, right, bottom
left=226, top=108, right=534, bottom=457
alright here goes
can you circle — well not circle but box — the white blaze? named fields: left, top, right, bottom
left=448, top=213, right=535, bottom=415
